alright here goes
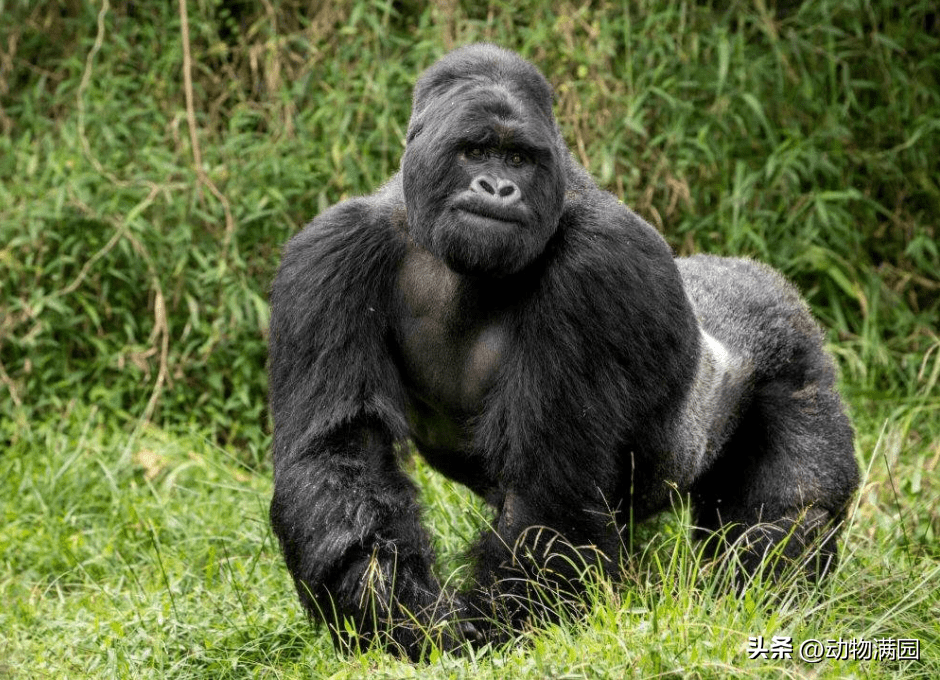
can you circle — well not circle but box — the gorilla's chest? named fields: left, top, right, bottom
left=397, top=315, right=505, bottom=415
left=394, top=248, right=509, bottom=421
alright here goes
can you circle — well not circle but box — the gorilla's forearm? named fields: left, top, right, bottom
left=269, top=419, right=479, bottom=659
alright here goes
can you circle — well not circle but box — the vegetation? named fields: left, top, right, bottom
left=1, top=0, right=937, bottom=677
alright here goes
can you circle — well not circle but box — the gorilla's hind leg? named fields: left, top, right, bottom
left=690, top=373, right=858, bottom=585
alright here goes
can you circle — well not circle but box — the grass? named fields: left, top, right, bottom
left=1, top=0, right=938, bottom=677
left=1, top=403, right=937, bottom=678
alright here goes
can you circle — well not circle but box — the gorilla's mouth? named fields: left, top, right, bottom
left=450, top=195, right=527, bottom=228
left=454, top=207, right=520, bottom=228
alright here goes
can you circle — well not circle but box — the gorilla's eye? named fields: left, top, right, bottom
left=466, top=147, right=486, bottom=160
left=507, top=152, right=527, bottom=167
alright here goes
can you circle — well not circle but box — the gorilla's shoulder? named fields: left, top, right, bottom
left=273, top=176, right=407, bottom=314
left=280, top=174, right=407, bottom=272
left=530, top=179, right=693, bottom=347
left=555, top=178, right=677, bottom=283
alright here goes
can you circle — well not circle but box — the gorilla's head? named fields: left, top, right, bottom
left=401, top=44, right=567, bottom=277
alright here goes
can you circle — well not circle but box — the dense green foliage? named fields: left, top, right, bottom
left=1, top=0, right=938, bottom=677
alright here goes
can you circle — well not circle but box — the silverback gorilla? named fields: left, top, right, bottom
left=268, top=44, right=859, bottom=659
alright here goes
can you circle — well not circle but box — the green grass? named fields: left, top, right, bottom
left=1, top=0, right=938, bottom=677
left=1, top=402, right=937, bottom=678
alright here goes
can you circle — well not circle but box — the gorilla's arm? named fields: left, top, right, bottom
left=268, top=198, right=469, bottom=657
left=468, top=198, right=702, bottom=622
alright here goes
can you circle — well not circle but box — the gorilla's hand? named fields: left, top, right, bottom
left=320, top=547, right=484, bottom=660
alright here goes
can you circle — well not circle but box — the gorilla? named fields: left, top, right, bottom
left=268, top=44, right=859, bottom=659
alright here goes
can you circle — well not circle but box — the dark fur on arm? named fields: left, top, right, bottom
left=268, top=199, right=474, bottom=657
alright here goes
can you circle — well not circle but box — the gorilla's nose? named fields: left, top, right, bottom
left=470, top=174, right=521, bottom=205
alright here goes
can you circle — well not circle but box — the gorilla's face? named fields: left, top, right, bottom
left=401, top=47, right=566, bottom=277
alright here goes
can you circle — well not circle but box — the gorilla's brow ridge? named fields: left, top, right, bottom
left=456, top=123, right=552, bottom=159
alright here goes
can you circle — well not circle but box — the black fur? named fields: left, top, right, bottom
left=268, top=44, right=859, bottom=659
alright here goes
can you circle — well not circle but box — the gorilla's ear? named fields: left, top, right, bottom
left=406, top=121, right=424, bottom=144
